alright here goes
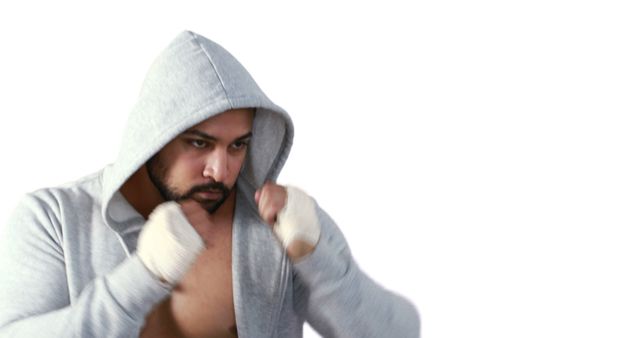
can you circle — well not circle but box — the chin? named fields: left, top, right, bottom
left=200, top=199, right=226, bottom=214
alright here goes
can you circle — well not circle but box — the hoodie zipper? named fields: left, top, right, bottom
left=269, top=251, right=289, bottom=338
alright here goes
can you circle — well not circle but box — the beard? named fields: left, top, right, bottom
left=145, top=155, right=232, bottom=214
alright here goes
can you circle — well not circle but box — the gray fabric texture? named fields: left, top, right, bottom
left=0, top=30, right=420, bottom=337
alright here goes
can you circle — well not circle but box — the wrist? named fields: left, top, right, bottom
left=273, top=186, right=321, bottom=249
left=286, top=239, right=316, bottom=262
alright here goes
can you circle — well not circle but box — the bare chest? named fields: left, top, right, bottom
left=141, top=221, right=236, bottom=338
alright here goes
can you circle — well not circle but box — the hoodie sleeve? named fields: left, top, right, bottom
left=291, top=205, right=421, bottom=338
left=0, top=194, right=171, bottom=338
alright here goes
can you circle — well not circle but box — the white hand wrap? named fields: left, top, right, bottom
left=274, top=186, right=321, bottom=248
left=137, top=201, right=205, bottom=286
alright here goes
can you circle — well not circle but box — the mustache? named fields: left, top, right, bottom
left=178, top=182, right=230, bottom=201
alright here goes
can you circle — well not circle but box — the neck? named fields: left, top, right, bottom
left=209, top=189, right=237, bottom=220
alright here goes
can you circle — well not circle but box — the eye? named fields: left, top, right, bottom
left=230, top=140, right=249, bottom=151
left=189, top=139, right=208, bottom=149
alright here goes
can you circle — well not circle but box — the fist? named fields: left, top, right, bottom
left=255, top=183, right=320, bottom=261
left=254, top=181, right=287, bottom=225
left=137, top=201, right=205, bottom=286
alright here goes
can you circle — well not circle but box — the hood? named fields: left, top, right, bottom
left=101, top=30, right=294, bottom=230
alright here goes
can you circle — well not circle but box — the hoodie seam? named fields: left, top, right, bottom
left=188, top=31, right=232, bottom=107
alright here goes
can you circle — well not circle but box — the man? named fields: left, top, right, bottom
left=0, top=31, right=419, bottom=337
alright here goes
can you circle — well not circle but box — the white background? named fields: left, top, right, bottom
left=1, top=1, right=639, bottom=337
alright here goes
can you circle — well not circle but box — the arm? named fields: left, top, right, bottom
left=255, top=183, right=421, bottom=337
left=292, top=206, right=421, bottom=338
left=0, top=193, right=171, bottom=338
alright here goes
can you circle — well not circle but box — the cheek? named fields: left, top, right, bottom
left=227, top=155, right=247, bottom=181
left=165, top=157, right=203, bottom=187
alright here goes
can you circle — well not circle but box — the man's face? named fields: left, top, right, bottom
left=146, top=108, right=254, bottom=213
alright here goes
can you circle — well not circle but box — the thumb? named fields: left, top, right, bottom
left=254, top=187, right=262, bottom=205
left=255, top=180, right=274, bottom=205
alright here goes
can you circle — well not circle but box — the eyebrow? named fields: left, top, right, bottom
left=182, top=130, right=253, bottom=142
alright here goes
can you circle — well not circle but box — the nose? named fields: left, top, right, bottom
left=203, top=149, right=228, bottom=182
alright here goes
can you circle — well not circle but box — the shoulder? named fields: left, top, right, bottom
left=5, top=169, right=107, bottom=237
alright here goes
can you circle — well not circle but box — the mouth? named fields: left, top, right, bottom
left=193, top=190, right=223, bottom=200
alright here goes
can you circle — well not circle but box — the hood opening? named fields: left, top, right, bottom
left=100, top=30, right=294, bottom=232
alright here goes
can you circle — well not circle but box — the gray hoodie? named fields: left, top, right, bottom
left=0, top=31, right=420, bottom=338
